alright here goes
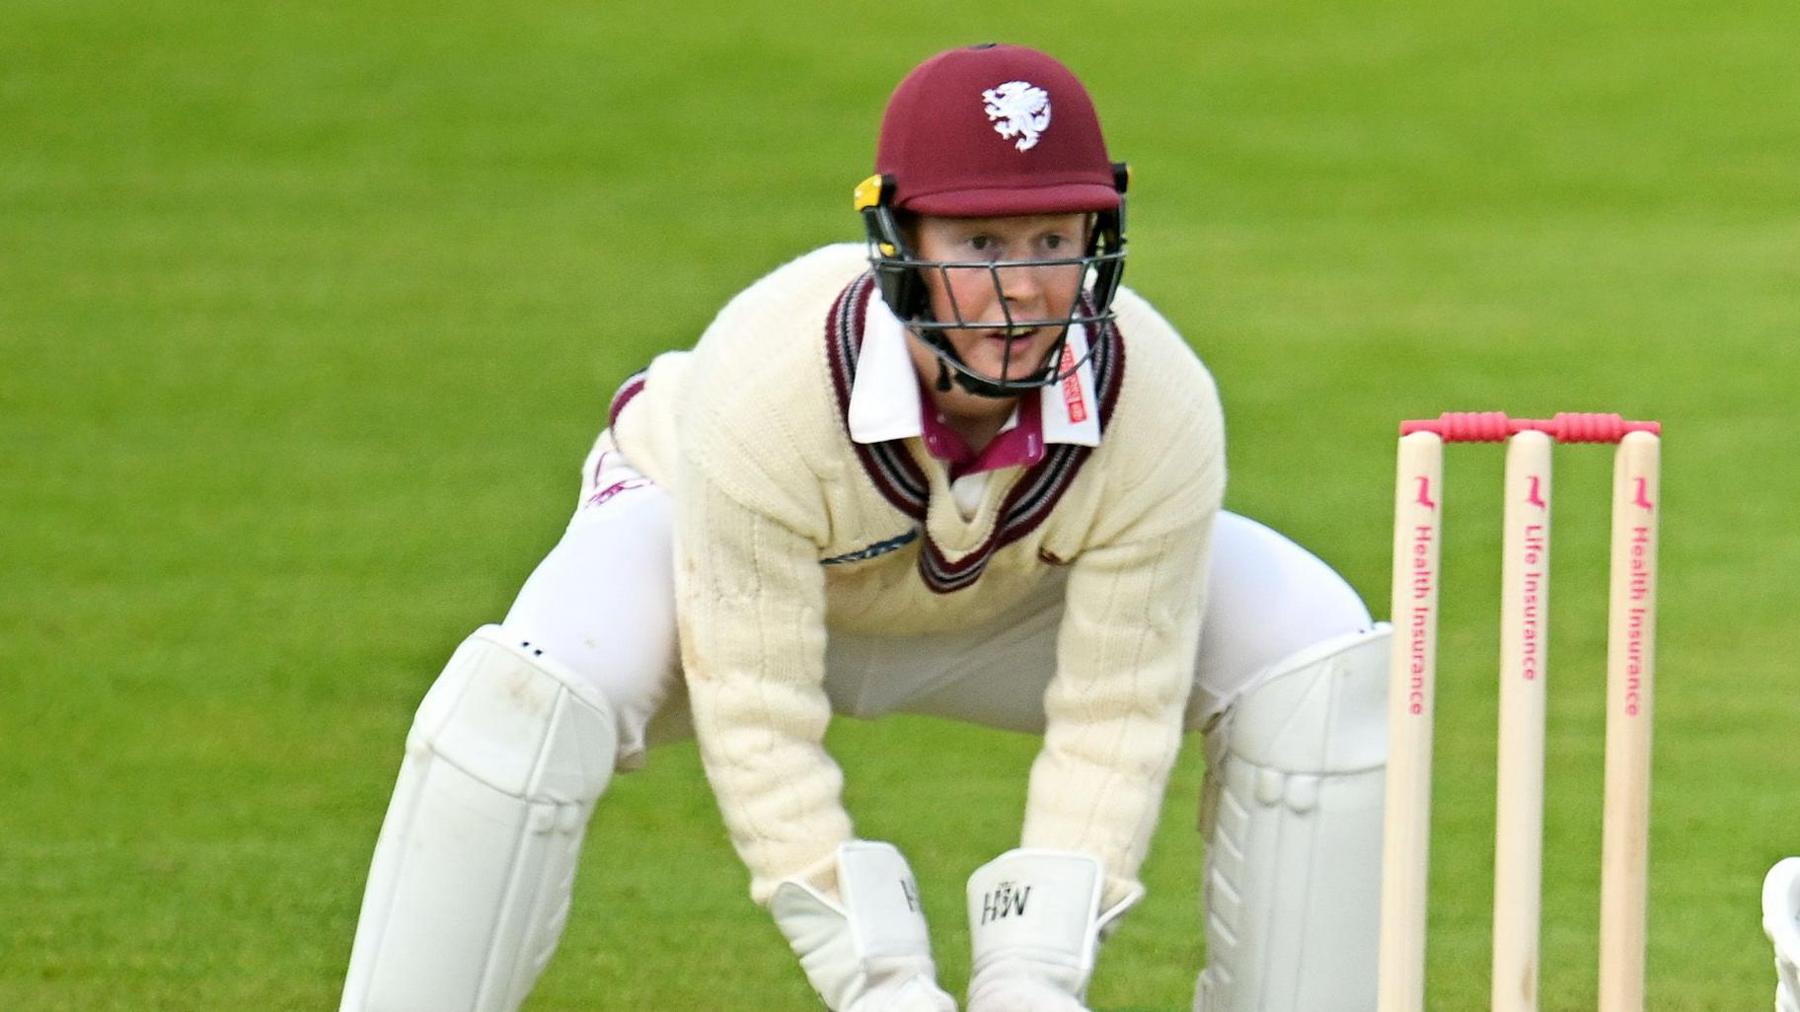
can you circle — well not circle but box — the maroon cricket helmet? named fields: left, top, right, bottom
left=874, top=43, right=1122, bottom=217
left=853, top=44, right=1131, bottom=399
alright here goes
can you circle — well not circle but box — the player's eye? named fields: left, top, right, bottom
left=967, top=234, right=994, bottom=252
left=1042, top=233, right=1066, bottom=251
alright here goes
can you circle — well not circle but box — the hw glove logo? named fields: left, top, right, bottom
left=982, top=81, right=1051, bottom=151
left=899, top=875, right=922, bottom=913
left=978, top=880, right=1032, bottom=924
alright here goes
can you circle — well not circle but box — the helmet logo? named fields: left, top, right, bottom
left=981, top=81, right=1052, bottom=152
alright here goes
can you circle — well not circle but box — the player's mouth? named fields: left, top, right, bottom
left=984, top=326, right=1040, bottom=345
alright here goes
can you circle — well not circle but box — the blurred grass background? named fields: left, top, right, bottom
left=3, top=0, right=1797, bottom=1007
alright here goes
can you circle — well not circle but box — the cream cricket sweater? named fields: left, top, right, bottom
left=613, top=244, right=1225, bottom=905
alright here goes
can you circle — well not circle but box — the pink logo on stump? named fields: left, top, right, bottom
left=1415, top=477, right=1437, bottom=509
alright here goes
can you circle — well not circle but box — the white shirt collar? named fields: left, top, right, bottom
left=846, top=295, right=1103, bottom=447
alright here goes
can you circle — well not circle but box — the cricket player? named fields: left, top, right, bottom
left=341, top=44, right=1390, bottom=1011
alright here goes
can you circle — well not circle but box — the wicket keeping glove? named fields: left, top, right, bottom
left=770, top=840, right=957, bottom=1012
left=964, top=849, right=1142, bottom=1012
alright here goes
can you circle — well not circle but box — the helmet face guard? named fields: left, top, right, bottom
left=855, top=167, right=1129, bottom=398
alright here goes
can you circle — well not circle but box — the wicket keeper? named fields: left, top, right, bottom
left=341, top=43, right=1391, bottom=1011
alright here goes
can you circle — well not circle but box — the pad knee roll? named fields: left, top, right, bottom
left=342, top=626, right=619, bottom=1012
left=1195, top=626, right=1390, bottom=1012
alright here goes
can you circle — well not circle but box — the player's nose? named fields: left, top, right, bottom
left=994, top=262, right=1048, bottom=308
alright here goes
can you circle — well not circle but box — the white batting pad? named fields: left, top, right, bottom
left=1195, top=626, right=1390, bottom=1012
left=341, top=626, right=618, bottom=1012
left=1766, top=858, right=1800, bottom=1012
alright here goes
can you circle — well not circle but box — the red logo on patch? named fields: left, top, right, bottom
left=1058, top=345, right=1087, bottom=422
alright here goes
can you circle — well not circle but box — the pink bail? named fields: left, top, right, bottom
left=1400, top=412, right=1661, bottom=443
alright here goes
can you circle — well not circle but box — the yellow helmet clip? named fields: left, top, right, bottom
left=853, top=174, right=886, bottom=212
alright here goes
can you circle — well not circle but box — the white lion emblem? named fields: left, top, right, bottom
left=981, top=80, right=1052, bottom=152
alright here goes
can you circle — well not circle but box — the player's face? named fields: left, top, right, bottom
left=909, top=213, right=1089, bottom=385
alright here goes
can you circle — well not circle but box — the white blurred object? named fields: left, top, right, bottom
left=1765, top=858, right=1800, bottom=1012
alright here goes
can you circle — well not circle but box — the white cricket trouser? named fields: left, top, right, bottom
left=501, top=434, right=1374, bottom=770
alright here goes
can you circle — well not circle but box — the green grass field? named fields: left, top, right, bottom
left=5, top=1, right=1798, bottom=1008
